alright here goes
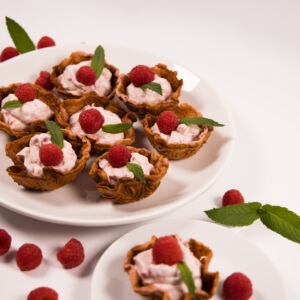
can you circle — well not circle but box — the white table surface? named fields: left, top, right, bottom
left=0, top=0, right=299, bottom=299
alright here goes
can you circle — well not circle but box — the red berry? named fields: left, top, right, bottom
left=35, top=71, right=54, bottom=91
left=15, top=83, right=37, bottom=103
left=107, top=144, right=132, bottom=168
left=0, top=47, right=19, bottom=62
left=129, top=65, right=155, bottom=87
left=27, top=287, right=58, bottom=300
left=0, top=229, right=12, bottom=256
left=39, top=144, right=64, bottom=167
left=223, top=272, right=253, bottom=300
left=156, top=110, right=179, bottom=134
left=16, top=243, right=43, bottom=271
left=152, top=236, right=183, bottom=265
left=56, top=238, right=85, bottom=269
left=222, top=189, right=245, bottom=207
left=76, top=65, right=97, bottom=86
left=79, top=108, right=104, bottom=134
left=37, top=36, right=56, bottom=49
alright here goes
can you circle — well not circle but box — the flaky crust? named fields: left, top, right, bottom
left=89, top=147, right=169, bottom=204
left=124, top=235, right=219, bottom=300
left=116, top=63, right=183, bottom=117
left=141, top=103, right=213, bottom=160
left=5, top=129, right=91, bottom=191
left=0, top=83, right=61, bottom=138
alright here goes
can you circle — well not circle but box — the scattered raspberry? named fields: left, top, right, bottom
left=79, top=108, right=104, bottom=134
left=56, top=238, right=84, bottom=269
left=0, top=229, right=12, bottom=256
left=27, top=287, right=58, bottom=300
left=129, top=65, right=155, bottom=87
left=37, top=36, right=56, bottom=49
left=16, top=243, right=43, bottom=271
left=223, top=272, right=253, bottom=300
left=156, top=110, right=179, bottom=134
left=15, top=83, right=37, bottom=103
left=0, top=46, right=19, bottom=62
left=222, top=189, right=245, bottom=206
left=152, top=236, right=183, bottom=265
left=76, top=65, right=97, bottom=86
left=39, top=143, right=64, bottom=167
left=35, top=71, right=54, bottom=91
left=107, top=144, right=132, bottom=168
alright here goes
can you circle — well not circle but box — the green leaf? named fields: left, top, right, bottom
left=45, top=121, right=64, bottom=149
left=91, top=45, right=105, bottom=79
left=205, top=202, right=262, bottom=226
left=140, top=82, right=162, bottom=95
left=177, top=261, right=196, bottom=296
left=6, top=16, right=35, bottom=53
left=2, top=100, right=23, bottom=109
left=260, top=205, right=300, bottom=244
left=102, top=123, right=132, bottom=134
left=126, top=163, right=146, bottom=183
left=179, top=117, right=224, bottom=127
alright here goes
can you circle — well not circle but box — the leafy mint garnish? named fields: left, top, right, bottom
left=91, top=45, right=105, bottom=79
left=179, top=117, right=224, bottom=127
left=6, top=16, right=35, bottom=53
left=102, top=123, right=133, bottom=134
left=2, top=100, right=23, bottom=109
left=177, top=262, right=196, bottom=296
left=45, top=121, right=64, bottom=149
left=141, top=82, right=162, bottom=95
left=126, top=163, right=146, bottom=183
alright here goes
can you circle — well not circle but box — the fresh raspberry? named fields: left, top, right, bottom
left=152, top=236, right=183, bottom=265
left=27, top=287, right=58, bottom=300
left=35, top=71, right=54, bottom=91
left=107, top=144, right=132, bottom=168
left=0, top=46, right=19, bottom=62
left=76, top=65, right=97, bottom=86
left=56, top=238, right=84, bottom=269
left=15, top=83, right=37, bottom=103
left=223, top=272, right=253, bottom=300
left=0, top=229, right=12, bottom=256
left=129, top=65, right=155, bottom=87
left=39, top=144, right=64, bottom=167
left=79, top=108, right=104, bottom=134
left=222, top=189, right=245, bottom=207
left=37, top=36, right=56, bottom=49
left=156, top=110, right=179, bottom=135
left=16, top=243, right=43, bottom=271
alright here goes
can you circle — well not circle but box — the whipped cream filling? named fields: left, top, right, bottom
left=1, top=94, right=54, bottom=132
left=17, top=133, right=77, bottom=177
left=58, top=60, right=112, bottom=96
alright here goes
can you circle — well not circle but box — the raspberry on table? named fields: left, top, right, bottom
left=16, top=243, right=43, bottom=271
left=0, top=46, right=19, bottom=62
left=129, top=65, right=155, bottom=87
left=0, top=229, right=12, bottom=256
left=107, top=144, right=132, bottom=168
left=35, top=71, right=54, bottom=91
left=79, top=108, right=104, bottom=134
left=152, top=236, right=183, bottom=265
left=222, top=189, right=245, bottom=206
left=27, top=287, right=58, bottom=300
left=37, top=36, right=56, bottom=49
left=15, top=83, right=37, bottom=103
left=156, top=110, right=179, bottom=135
left=76, top=65, right=97, bottom=86
left=39, top=143, right=64, bottom=167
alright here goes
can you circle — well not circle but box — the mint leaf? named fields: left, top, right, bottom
left=6, top=17, right=35, bottom=53
left=140, top=82, right=162, bottom=95
left=91, top=45, right=105, bottom=79
left=177, top=261, right=196, bottom=296
left=179, top=117, right=224, bottom=127
left=205, top=202, right=262, bottom=226
left=2, top=100, right=23, bottom=109
left=126, top=163, right=146, bottom=183
left=102, top=123, right=132, bottom=134
left=45, top=121, right=64, bottom=149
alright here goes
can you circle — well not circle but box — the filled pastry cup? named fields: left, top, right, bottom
left=89, top=146, right=169, bottom=204
left=0, top=83, right=61, bottom=138
left=124, top=235, right=219, bottom=300
left=5, top=129, right=91, bottom=191
left=141, top=103, right=214, bottom=160
left=116, top=63, right=183, bottom=117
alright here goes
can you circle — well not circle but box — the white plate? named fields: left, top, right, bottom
left=0, top=44, right=234, bottom=226
left=91, top=219, right=285, bottom=299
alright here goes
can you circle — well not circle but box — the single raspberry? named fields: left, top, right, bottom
left=223, top=272, right=253, bottom=300
left=107, top=144, right=132, bottom=168
left=39, top=144, right=64, bottom=167
left=37, top=36, right=56, bottom=49
left=15, top=83, right=37, bottom=103
left=222, top=189, right=245, bottom=207
left=35, top=71, right=54, bottom=91
left=56, top=238, right=85, bottom=269
left=79, top=108, right=104, bottom=134
left=16, top=243, right=43, bottom=271
left=152, top=236, right=183, bottom=265
left=0, top=46, right=19, bottom=62
left=76, top=65, right=97, bottom=86
left=0, top=229, right=12, bottom=256
left=27, top=287, right=58, bottom=300
left=129, top=65, right=155, bottom=87
left=156, top=110, right=179, bottom=134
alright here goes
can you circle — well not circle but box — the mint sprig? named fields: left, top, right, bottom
left=102, top=123, right=132, bottom=134
left=177, top=261, right=196, bottom=296
left=91, top=45, right=105, bottom=79
left=179, top=117, right=224, bottom=127
left=141, top=82, right=162, bottom=95
left=2, top=100, right=23, bottom=109
left=45, top=121, right=64, bottom=149
left=126, top=163, right=146, bottom=183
